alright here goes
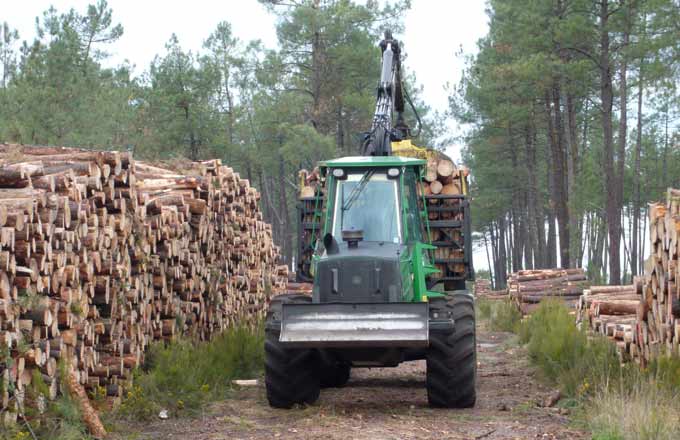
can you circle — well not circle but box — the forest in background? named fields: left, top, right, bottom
left=1, top=0, right=679, bottom=288
left=0, top=0, right=443, bottom=267
left=455, top=0, right=680, bottom=287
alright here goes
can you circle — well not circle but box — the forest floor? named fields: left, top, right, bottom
left=111, top=325, right=589, bottom=440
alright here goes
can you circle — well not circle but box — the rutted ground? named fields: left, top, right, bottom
left=113, top=327, right=588, bottom=440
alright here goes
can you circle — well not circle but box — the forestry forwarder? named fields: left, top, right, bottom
left=265, top=31, right=475, bottom=408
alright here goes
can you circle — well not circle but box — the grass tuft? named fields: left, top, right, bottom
left=115, top=323, right=264, bottom=420
left=476, top=298, right=522, bottom=333
left=516, top=300, right=680, bottom=439
left=588, top=383, right=680, bottom=440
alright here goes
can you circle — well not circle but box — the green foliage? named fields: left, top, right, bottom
left=1, top=382, right=93, bottom=440
left=587, top=379, right=680, bottom=440
left=476, top=298, right=522, bottom=333
left=454, top=0, right=680, bottom=281
left=489, top=300, right=522, bottom=333
left=517, top=301, right=680, bottom=439
left=518, top=300, right=623, bottom=396
left=116, top=324, right=264, bottom=420
left=475, top=298, right=492, bottom=321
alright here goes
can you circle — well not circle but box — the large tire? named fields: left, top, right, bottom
left=319, top=361, right=350, bottom=388
left=426, top=292, right=476, bottom=408
left=264, top=294, right=320, bottom=408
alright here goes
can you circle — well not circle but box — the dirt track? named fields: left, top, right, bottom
left=114, top=327, right=588, bottom=440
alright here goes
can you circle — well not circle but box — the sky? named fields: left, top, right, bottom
left=5, top=0, right=491, bottom=269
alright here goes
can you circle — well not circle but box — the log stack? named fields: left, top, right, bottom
left=475, top=279, right=492, bottom=296
left=296, top=168, right=324, bottom=281
left=577, top=282, right=642, bottom=361
left=418, top=156, right=470, bottom=283
left=507, top=268, right=588, bottom=315
left=0, top=144, right=286, bottom=425
left=633, top=190, right=680, bottom=366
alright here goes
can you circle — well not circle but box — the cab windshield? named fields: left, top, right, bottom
left=332, top=171, right=401, bottom=243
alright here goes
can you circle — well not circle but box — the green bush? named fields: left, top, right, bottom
left=517, top=300, right=680, bottom=439
left=476, top=298, right=521, bottom=333
left=1, top=365, right=93, bottom=440
left=489, top=300, right=522, bottom=332
left=517, top=300, right=623, bottom=396
left=476, top=298, right=492, bottom=321
left=587, top=381, right=680, bottom=440
left=116, top=324, right=264, bottom=420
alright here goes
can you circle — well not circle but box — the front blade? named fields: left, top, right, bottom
left=280, top=303, right=429, bottom=348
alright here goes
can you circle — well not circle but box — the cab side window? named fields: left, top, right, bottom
left=403, top=169, right=424, bottom=243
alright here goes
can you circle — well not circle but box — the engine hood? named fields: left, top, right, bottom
left=313, top=241, right=404, bottom=303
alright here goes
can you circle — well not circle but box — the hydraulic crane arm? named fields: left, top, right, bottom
left=361, top=31, right=411, bottom=156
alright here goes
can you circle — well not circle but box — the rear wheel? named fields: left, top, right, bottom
left=264, top=294, right=320, bottom=408
left=319, top=360, right=350, bottom=388
left=426, top=292, right=476, bottom=408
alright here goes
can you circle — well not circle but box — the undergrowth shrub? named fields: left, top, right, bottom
left=518, top=300, right=680, bottom=439
left=1, top=361, right=92, bottom=440
left=588, top=381, right=680, bottom=440
left=517, top=299, right=624, bottom=395
left=116, top=323, right=264, bottom=420
left=476, top=298, right=521, bottom=332
left=476, top=298, right=492, bottom=321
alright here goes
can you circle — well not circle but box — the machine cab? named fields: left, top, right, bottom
left=321, top=156, right=428, bottom=247
left=307, top=156, right=436, bottom=305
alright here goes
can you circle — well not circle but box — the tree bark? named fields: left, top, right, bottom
left=278, top=152, right=292, bottom=266
left=632, top=60, right=642, bottom=277
left=566, top=91, right=580, bottom=268
left=599, top=0, right=620, bottom=284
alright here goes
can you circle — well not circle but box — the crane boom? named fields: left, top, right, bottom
left=361, top=31, right=410, bottom=156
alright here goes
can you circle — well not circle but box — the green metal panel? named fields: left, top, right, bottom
left=310, top=157, right=442, bottom=304
left=319, top=155, right=425, bottom=168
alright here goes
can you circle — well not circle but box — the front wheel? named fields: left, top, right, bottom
left=426, top=292, right=476, bottom=408
left=319, top=361, right=350, bottom=388
left=264, top=294, right=320, bottom=408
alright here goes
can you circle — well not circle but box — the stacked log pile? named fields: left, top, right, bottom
left=474, top=279, right=507, bottom=300
left=296, top=168, right=324, bottom=281
left=633, top=190, right=680, bottom=365
left=507, top=268, right=588, bottom=314
left=475, top=279, right=492, bottom=296
left=418, top=156, right=470, bottom=281
left=577, top=282, right=641, bottom=360
left=0, top=144, right=286, bottom=425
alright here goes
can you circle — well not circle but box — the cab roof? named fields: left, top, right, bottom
left=319, top=156, right=426, bottom=168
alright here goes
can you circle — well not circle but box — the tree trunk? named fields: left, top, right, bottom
left=484, top=231, right=495, bottom=288
left=599, top=0, right=620, bottom=284
left=616, top=0, right=631, bottom=281
left=525, top=120, right=541, bottom=269
left=278, top=153, right=292, bottom=266
left=310, top=0, right=323, bottom=130
left=551, top=83, right=570, bottom=269
left=566, top=91, right=580, bottom=268
left=498, top=216, right=508, bottom=288
left=632, top=60, right=642, bottom=277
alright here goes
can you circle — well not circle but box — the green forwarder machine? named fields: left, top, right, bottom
left=265, top=32, right=475, bottom=408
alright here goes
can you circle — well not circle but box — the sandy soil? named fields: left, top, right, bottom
left=112, top=326, right=588, bottom=440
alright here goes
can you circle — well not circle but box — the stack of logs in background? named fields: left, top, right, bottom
left=633, top=189, right=680, bottom=365
left=297, top=168, right=324, bottom=280
left=0, top=144, right=287, bottom=424
left=474, top=278, right=507, bottom=300
left=418, top=156, right=469, bottom=280
left=508, top=268, right=588, bottom=314
left=577, top=282, right=641, bottom=360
